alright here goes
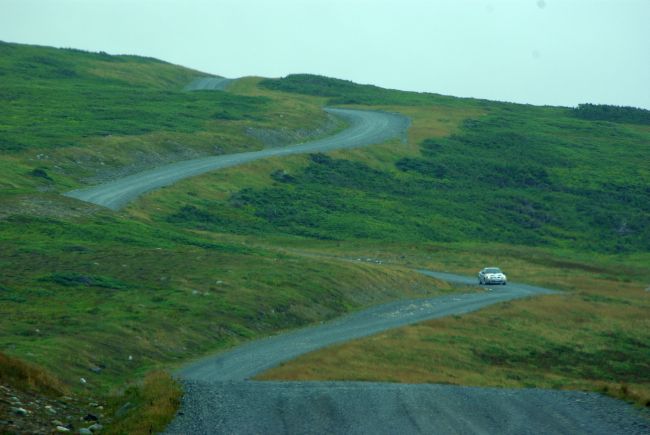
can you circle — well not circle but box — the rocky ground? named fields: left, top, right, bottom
left=0, top=384, right=108, bottom=435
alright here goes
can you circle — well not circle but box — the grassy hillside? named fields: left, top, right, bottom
left=159, top=75, right=650, bottom=253
left=0, top=42, right=336, bottom=195
left=0, top=42, right=452, bottom=432
left=133, top=74, right=650, bottom=408
left=1, top=43, right=649, bottom=431
left=0, top=208, right=443, bottom=386
left=0, top=41, right=207, bottom=151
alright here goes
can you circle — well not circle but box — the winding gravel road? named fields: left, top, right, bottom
left=176, top=273, right=556, bottom=382
left=64, top=108, right=408, bottom=210
left=166, top=271, right=650, bottom=434
left=64, top=81, right=648, bottom=432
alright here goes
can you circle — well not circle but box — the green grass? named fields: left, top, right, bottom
left=0, top=43, right=199, bottom=89
left=0, top=206, right=446, bottom=394
left=105, top=371, right=182, bottom=435
left=0, top=40, right=214, bottom=151
left=260, top=74, right=478, bottom=107
left=0, top=42, right=335, bottom=194
left=0, top=83, right=268, bottom=151
left=573, top=103, right=650, bottom=125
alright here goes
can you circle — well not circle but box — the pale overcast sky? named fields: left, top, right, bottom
left=2, top=0, right=649, bottom=108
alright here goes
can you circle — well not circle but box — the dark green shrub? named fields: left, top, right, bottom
left=573, top=104, right=650, bottom=125
left=42, top=273, right=128, bottom=289
left=29, top=168, right=52, bottom=180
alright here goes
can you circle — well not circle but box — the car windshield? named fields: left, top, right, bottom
left=485, top=268, right=502, bottom=273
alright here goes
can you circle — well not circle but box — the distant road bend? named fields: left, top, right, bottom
left=166, top=271, right=650, bottom=434
left=183, top=77, right=233, bottom=91
left=64, top=108, right=409, bottom=210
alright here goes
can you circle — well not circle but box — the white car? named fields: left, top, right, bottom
left=478, top=267, right=507, bottom=285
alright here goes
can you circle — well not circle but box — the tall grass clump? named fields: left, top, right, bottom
left=0, top=351, right=67, bottom=396
left=106, top=371, right=182, bottom=435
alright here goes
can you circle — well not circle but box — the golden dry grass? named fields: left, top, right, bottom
left=106, top=370, right=182, bottom=435
left=0, top=351, right=67, bottom=396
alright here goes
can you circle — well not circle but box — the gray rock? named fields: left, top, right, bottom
left=55, top=426, right=71, bottom=433
left=11, top=407, right=28, bottom=416
left=114, top=401, right=133, bottom=418
left=88, top=423, right=103, bottom=432
left=79, top=428, right=93, bottom=435
left=9, top=398, right=21, bottom=406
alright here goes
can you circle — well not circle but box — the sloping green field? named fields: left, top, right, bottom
left=1, top=42, right=649, bottom=432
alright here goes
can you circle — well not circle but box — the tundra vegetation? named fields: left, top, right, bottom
left=0, top=41, right=649, bottom=432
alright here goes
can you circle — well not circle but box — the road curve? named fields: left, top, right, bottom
left=184, top=77, right=233, bottom=91
left=165, top=271, right=649, bottom=434
left=176, top=274, right=556, bottom=382
left=63, top=108, right=408, bottom=210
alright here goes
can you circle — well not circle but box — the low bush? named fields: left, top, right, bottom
left=573, top=103, right=650, bottom=125
left=41, top=273, right=128, bottom=289
left=259, top=74, right=459, bottom=106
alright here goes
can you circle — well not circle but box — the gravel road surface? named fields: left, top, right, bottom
left=171, top=381, right=649, bottom=435
left=64, top=108, right=408, bottom=210
left=165, top=271, right=650, bottom=434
